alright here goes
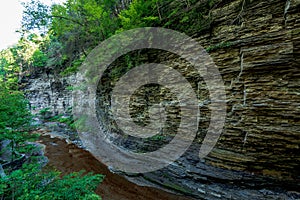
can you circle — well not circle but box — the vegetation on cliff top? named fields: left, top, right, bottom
left=0, top=0, right=220, bottom=80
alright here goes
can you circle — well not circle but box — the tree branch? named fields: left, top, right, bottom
left=50, top=15, right=84, bottom=26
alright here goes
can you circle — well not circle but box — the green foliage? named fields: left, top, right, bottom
left=18, top=0, right=221, bottom=76
left=160, top=0, right=214, bottom=35
left=118, top=0, right=218, bottom=35
left=21, top=0, right=51, bottom=31
left=0, top=85, right=31, bottom=134
left=37, top=35, right=64, bottom=68
left=0, top=83, right=37, bottom=164
left=118, top=0, right=160, bottom=31
left=39, top=107, right=51, bottom=116
left=48, top=114, right=76, bottom=130
left=0, top=84, right=39, bottom=175
left=31, top=49, right=48, bottom=67
left=50, top=0, right=117, bottom=60
left=0, top=164, right=103, bottom=200
left=0, top=49, right=20, bottom=89
left=109, top=54, right=136, bottom=81
left=60, top=56, right=85, bottom=76
left=206, top=41, right=234, bottom=52
left=146, top=134, right=166, bottom=141
left=0, top=33, right=51, bottom=82
left=0, top=57, right=9, bottom=81
left=39, top=107, right=50, bottom=114
left=58, top=116, right=75, bottom=128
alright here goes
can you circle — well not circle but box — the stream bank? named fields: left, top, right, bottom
left=39, top=135, right=193, bottom=200
left=34, top=122, right=193, bottom=200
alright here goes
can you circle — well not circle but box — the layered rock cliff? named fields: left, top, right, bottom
left=22, top=71, right=75, bottom=116
left=23, top=0, right=300, bottom=199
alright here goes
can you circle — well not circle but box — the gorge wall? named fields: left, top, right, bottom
left=23, top=0, right=300, bottom=199
left=22, top=71, right=75, bottom=116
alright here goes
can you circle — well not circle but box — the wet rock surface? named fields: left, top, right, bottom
left=39, top=121, right=84, bottom=148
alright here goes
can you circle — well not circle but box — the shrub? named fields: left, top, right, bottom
left=31, top=49, right=48, bottom=68
left=0, top=164, right=103, bottom=200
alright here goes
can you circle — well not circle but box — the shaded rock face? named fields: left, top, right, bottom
left=205, top=0, right=300, bottom=179
left=95, top=0, right=300, bottom=199
left=22, top=71, right=75, bottom=116
left=24, top=0, right=300, bottom=199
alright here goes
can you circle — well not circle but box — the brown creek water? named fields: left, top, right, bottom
left=39, top=136, right=193, bottom=200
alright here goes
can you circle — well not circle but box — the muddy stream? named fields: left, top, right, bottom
left=39, top=136, right=193, bottom=200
